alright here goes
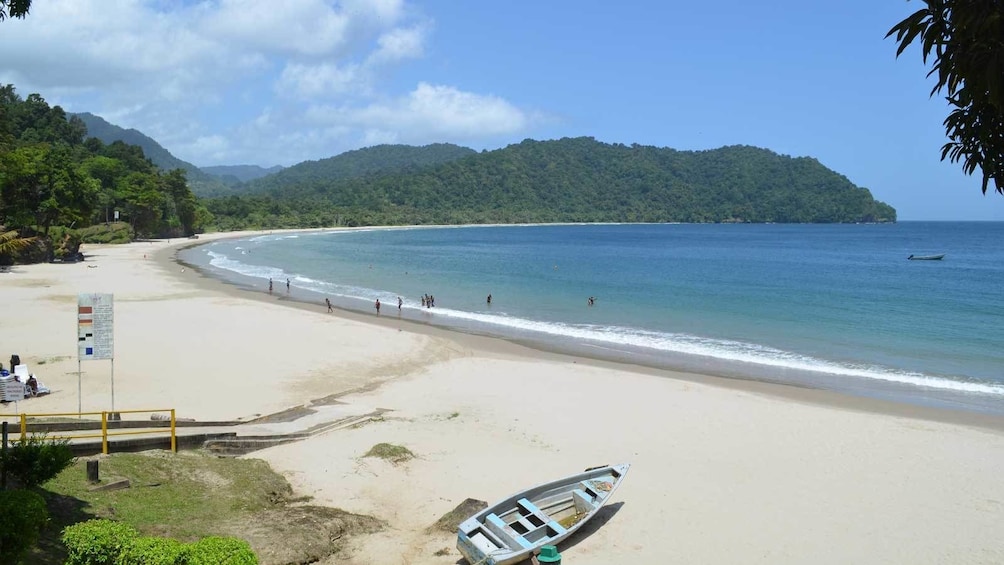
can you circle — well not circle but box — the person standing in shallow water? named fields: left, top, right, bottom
left=375, top=299, right=381, bottom=314
left=487, top=294, right=492, bottom=305
left=269, top=279, right=273, bottom=294
left=398, top=297, right=403, bottom=310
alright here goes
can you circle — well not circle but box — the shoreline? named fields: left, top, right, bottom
left=168, top=230, right=1004, bottom=434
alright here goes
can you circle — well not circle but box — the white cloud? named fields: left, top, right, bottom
left=349, top=82, right=530, bottom=138
left=199, top=0, right=352, bottom=57
left=368, top=25, right=427, bottom=65
left=0, top=0, right=536, bottom=166
left=277, top=62, right=365, bottom=99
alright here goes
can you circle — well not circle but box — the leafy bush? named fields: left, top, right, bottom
left=0, top=433, right=75, bottom=489
left=48, top=225, right=84, bottom=260
left=116, top=537, right=188, bottom=565
left=186, top=536, right=258, bottom=565
left=77, top=222, right=134, bottom=244
left=0, top=489, right=48, bottom=565
left=62, top=519, right=139, bottom=565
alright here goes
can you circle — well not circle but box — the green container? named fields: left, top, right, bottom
left=538, top=545, right=562, bottom=563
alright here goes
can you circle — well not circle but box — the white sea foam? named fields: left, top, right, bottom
left=201, top=245, right=1004, bottom=398
left=206, top=250, right=288, bottom=280
left=400, top=306, right=1004, bottom=396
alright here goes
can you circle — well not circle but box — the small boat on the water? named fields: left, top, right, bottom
left=457, top=463, right=630, bottom=565
left=908, top=254, right=946, bottom=261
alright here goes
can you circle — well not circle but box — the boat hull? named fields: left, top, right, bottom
left=457, top=463, right=630, bottom=565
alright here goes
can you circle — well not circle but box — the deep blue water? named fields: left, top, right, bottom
left=182, top=222, right=1004, bottom=414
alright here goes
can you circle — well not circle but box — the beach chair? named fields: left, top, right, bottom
left=14, top=364, right=50, bottom=397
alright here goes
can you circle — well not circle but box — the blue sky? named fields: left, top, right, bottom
left=1, top=0, right=1001, bottom=220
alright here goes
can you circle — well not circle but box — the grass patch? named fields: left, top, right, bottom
left=32, top=450, right=383, bottom=564
left=364, top=443, right=415, bottom=464
left=42, top=451, right=289, bottom=539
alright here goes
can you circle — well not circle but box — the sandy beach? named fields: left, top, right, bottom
left=3, top=232, right=1004, bottom=564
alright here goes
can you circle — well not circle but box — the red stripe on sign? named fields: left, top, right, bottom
left=78, top=306, right=93, bottom=314
left=79, top=319, right=93, bottom=325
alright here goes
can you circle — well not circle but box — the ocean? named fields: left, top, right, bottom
left=180, top=222, right=1004, bottom=415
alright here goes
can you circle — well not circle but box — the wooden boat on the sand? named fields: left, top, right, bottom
left=908, top=253, right=945, bottom=260
left=457, top=463, right=630, bottom=565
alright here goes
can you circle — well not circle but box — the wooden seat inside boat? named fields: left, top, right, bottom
left=485, top=513, right=533, bottom=550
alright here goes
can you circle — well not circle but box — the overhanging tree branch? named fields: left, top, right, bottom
left=887, top=0, right=1004, bottom=195
left=0, top=0, right=31, bottom=21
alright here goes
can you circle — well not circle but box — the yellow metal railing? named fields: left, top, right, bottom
left=9, top=409, right=176, bottom=454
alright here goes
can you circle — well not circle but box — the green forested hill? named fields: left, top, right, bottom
left=206, top=137, right=896, bottom=228
left=241, top=143, right=477, bottom=193
left=72, top=112, right=229, bottom=196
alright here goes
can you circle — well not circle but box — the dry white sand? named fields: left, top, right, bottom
left=2, top=233, right=1003, bottom=564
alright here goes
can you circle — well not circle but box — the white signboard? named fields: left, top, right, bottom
left=0, top=377, right=24, bottom=402
left=78, top=293, right=114, bottom=360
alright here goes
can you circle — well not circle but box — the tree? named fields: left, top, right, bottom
left=887, top=0, right=1004, bottom=195
left=0, top=0, right=30, bottom=21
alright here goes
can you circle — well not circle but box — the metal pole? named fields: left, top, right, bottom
left=101, top=411, right=108, bottom=455
left=110, top=358, right=115, bottom=413
left=78, top=358, right=82, bottom=417
left=1, top=421, right=8, bottom=490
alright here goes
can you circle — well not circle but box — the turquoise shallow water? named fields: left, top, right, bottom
left=182, top=222, right=1004, bottom=415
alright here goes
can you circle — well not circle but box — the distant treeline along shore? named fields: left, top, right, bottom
left=0, top=85, right=895, bottom=264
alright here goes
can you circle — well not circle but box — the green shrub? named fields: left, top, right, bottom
left=62, top=519, right=139, bottom=565
left=0, top=433, right=75, bottom=489
left=48, top=225, right=84, bottom=260
left=116, top=537, right=188, bottom=565
left=77, top=222, right=134, bottom=244
left=186, top=536, right=258, bottom=565
left=0, top=489, right=49, bottom=565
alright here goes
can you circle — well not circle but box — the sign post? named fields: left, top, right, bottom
left=77, top=294, right=114, bottom=415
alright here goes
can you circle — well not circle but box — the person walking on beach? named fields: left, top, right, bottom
left=326, top=298, right=332, bottom=313
left=375, top=299, right=381, bottom=314
left=269, top=278, right=273, bottom=294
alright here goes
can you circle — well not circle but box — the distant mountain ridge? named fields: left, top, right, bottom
left=73, top=112, right=199, bottom=174
left=72, top=112, right=229, bottom=195
left=71, top=113, right=475, bottom=197
left=201, top=164, right=285, bottom=183
left=240, top=143, right=478, bottom=194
